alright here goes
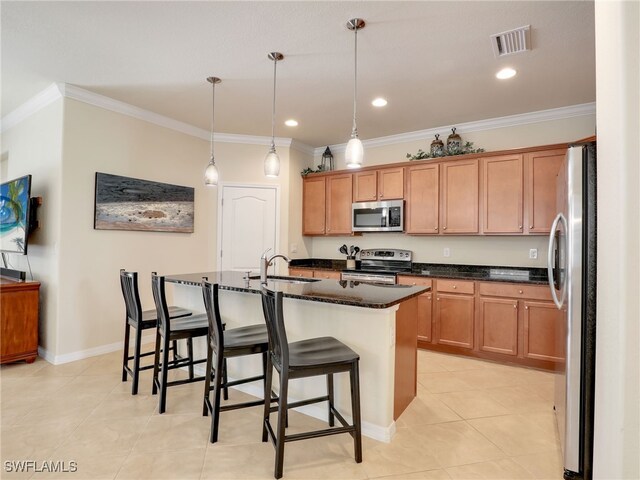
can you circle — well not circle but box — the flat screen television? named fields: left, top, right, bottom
left=0, top=174, right=32, bottom=254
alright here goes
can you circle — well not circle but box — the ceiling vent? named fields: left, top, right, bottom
left=491, top=25, right=531, bottom=57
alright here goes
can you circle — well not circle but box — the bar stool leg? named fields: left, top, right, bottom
left=274, top=372, right=288, bottom=479
left=187, top=338, right=195, bottom=380
left=203, top=343, right=213, bottom=417
left=159, top=335, right=170, bottom=414
left=327, top=373, right=335, bottom=427
left=209, top=353, right=224, bottom=443
left=350, top=362, right=363, bottom=463
left=122, top=322, right=131, bottom=382
left=262, top=356, right=274, bottom=443
left=152, top=330, right=161, bottom=395
left=131, top=325, right=143, bottom=395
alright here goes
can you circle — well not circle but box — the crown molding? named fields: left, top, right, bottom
left=313, top=102, right=597, bottom=156
left=289, top=139, right=315, bottom=156
left=3, top=83, right=293, bottom=148
left=0, top=84, right=63, bottom=133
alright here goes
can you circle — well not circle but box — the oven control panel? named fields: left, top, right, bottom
left=360, top=249, right=412, bottom=262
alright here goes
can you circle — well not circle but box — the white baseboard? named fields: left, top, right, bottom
left=38, top=333, right=156, bottom=365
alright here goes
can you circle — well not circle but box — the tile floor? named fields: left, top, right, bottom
left=0, top=349, right=563, bottom=479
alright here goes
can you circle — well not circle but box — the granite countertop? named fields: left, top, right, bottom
left=164, top=270, right=429, bottom=309
left=289, top=259, right=549, bottom=285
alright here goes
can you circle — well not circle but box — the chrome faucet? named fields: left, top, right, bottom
left=260, top=248, right=291, bottom=283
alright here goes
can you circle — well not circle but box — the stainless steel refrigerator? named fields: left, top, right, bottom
left=547, top=141, right=597, bottom=480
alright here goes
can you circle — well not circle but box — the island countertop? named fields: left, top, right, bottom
left=165, top=270, right=429, bottom=309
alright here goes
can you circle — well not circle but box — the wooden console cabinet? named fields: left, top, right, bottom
left=1, top=278, right=40, bottom=364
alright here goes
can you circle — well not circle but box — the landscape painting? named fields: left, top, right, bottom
left=94, top=173, right=194, bottom=233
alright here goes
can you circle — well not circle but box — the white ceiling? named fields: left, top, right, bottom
left=1, top=1, right=595, bottom=148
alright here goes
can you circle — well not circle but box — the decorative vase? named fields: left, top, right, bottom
left=430, top=134, right=445, bottom=156
left=447, top=127, right=462, bottom=152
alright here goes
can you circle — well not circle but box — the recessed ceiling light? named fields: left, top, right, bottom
left=496, top=68, right=517, bottom=80
left=284, top=119, right=298, bottom=127
left=372, top=98, right=388, bottom=107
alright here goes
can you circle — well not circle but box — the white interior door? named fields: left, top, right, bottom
left=218, top=185, right=278, bottom=272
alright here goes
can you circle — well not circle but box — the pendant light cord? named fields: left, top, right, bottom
left=352, top=25, right=358, bottom=137
left=210, top=81, right=215, bottom=160
left=271, top=57, right=278, bottom=149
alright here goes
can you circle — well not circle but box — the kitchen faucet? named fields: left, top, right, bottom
left=260, top=248, right=291, bottom=283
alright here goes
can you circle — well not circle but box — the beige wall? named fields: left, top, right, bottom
left=288, top=147, right=313, bottom=259
left=0, top=99, right=64, bottom=355
left=310, top=114, right=596, bottom=267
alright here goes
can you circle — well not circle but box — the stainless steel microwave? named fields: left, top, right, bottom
left=352, top=200, right=404, bottom=232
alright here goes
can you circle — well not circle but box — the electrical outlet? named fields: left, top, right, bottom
left=290, top=243, right=298, bottom=253
left=529, top=248, right=538, bottom=259
left=443, top=248, right=451, bottom=258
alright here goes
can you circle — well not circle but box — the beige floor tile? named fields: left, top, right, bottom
left=467, top=414, right=559, bottom=456
left=0, top=394, right=50, bottom=427
left=133, top=414, right=209, bottom=453
left=30, top=453, right=127, bottom=480
left=413, top=421, right=505, bottom=468
left=445, top=458, right=534, bottom=479
left=30, top=358, right=96, bottom=377
left=1, top=376, right=74, bottom=397
left=395, top=393, right=462, bottom=428
left=0, top=358, right=48, bottom=378
left=115, top=448, right=206, bottom=479
left=360, top=428, right=441, bottom=478
left=62, top=375, right=122, bottom=396
left=200, top=442, right=277, bottom=479
left=54, top=416, right=149, bottom=458
left=511, top=449, right=564, bottom=479
left=370, top=469, right=451, bottom=479
left=444, top=369, right=521, bottom=390
left=434, top=390, right=510, bottom=419
left=484, top=385, right=553, bottom=414
left=89, top=392, right=158, bottom=420
left=520, top=381, right=556, bottom=402
left=417, top=351, right=448, bottom=373
left=426, top=353, right=493, bottom=372
left=1, top=421, right=78, bottom=460
left=417, top=372, right=476, bottom=394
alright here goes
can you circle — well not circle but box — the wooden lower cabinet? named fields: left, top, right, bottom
left=477, top=297, right=518, bottom=356
left=398, top=276, right=432, bottom=342
left=523, top=300, right=565, bottom=362
left=415, top=279, right=565, bottom=371
left=434, top=293, right=474, bottom=349
left=288, top=268, right=315, bottom=278
left=313, top=270, right=341, bottom=280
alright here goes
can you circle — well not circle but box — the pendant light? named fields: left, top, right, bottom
left=345, top=18, right=365, bottom=168
left=265, top=52, right=284, bottom=178
left=204, top=76, right=221, bottom=186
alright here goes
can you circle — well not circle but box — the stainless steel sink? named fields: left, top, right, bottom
left=247, top=275, right=321, bottom=284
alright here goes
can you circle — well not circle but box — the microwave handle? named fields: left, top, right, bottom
left=381, top=208, right=387, bottom=227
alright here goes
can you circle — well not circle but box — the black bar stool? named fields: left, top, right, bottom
left=151, top=273, right=209, bottom=414
left=120, top=269, right=193, bottom=395
left=260, top=287, right=362, bottom=479
left=201, top=280, right=275, bottom=443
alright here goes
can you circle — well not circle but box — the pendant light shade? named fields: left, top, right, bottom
left=204, top=76, right=221, bottom=187
left=265, top=52, right=284, bottom=178
left=345, top=18, right=365, bottom=168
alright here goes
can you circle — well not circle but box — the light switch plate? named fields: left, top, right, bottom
left=529, top=248, right=538, bottom=259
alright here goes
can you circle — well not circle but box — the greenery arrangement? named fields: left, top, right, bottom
left=406, top=141, right=485, bottom=160
left=301, top=165, right=328, bottom=176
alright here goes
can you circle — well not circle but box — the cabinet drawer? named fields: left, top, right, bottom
left=397, top=276, right=432, bottom=288
left=435, top=279, right=475, bottom=294
left=478, top=282, right=552, bottom=301
left=313, top=270, right=341, bottom=280
left=288, top=268, right=315, bottom=278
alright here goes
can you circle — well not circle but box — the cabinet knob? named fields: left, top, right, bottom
left=427, top=295, right=431, bottom=300
left=514, top=304, right=517, bottom=309
left=453, top=285, right=457, bottom=289
left=529, top=225, right=534, bottom=229
left=412, top=282, right=416, bottom=285
left=380, top=193, right=384, bottom=198
left=518, top=290, right=523, bottom=294
left=519, top=225, right=523, bottom=229
left=443, top=226, right=447, bottom=230
left=437, top=298, right=440, bottom=301
left=525, top=306, right=529, bottom=310
left=434, top=226, right=438, bottom=230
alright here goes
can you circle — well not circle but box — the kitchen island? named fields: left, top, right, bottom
left=165, top=271, right=429, bottom=442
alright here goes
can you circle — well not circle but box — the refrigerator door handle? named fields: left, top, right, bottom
left=547, top=212, right=567, bottom=309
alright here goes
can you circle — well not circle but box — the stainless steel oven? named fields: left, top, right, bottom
left=341, top=249, right=412, bottom=285
left=352, top=200, right=404, bottom=232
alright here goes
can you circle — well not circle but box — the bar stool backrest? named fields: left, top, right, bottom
left=150, top=273, right=171, bottom=337
left=120, top=269, right=143, bottom=326
left=202, top=280, right=224, bottom=355
left=260, top=287, right=289, bottom=372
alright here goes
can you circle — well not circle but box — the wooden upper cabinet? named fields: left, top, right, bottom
left=325, top=174, right=353, bottom=235
left=481, top=154, right=524, bottom=234
left=378, top=167, right=404, bottom=200
left=440, top=159, right=479, bottom=234
left=525, top=149, right=565, bottom=234
left=302, top=176, right=326, bottom=235
left=353, top=167, right=404, bottom=202
left=405, top=164, right=439, bottom=234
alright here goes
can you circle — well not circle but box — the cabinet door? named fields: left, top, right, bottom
left=525, top=149, right=565, bottom=234
left=378, top=167, right=404, bottom=200
left=302, top=176, right=326, bottom=235
left=477, top=297, right=519, bottom=356
left=440, top=159, right=479, bottom=234
left=434, top=293, right=474, bottom=349
left=482, top=155, right=524, bottom=233
left=353, top=171, right=378, bottom=202
left=325, top=174, right=353, bottom=235
left=523, top=301, right=565, bottom=362
left=405, top=164, right=439, bottom=234
left=398, top=276, right=433, bottom=342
